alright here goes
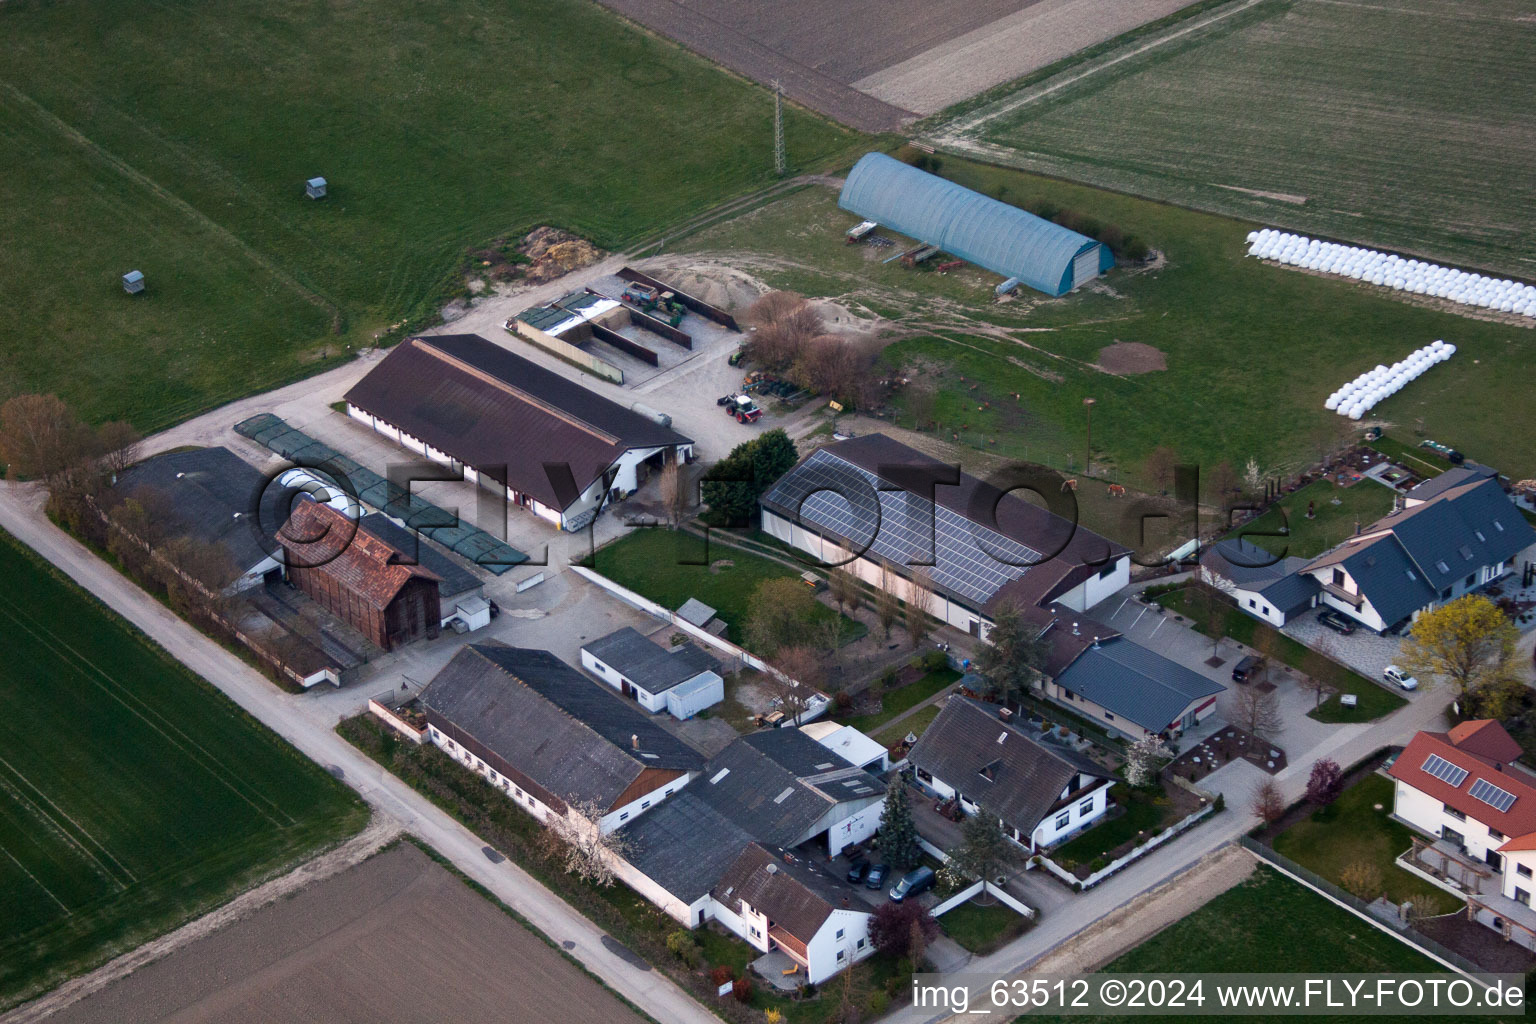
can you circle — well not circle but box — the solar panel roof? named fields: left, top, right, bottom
left=1422, top=753, right=1469, bottom=787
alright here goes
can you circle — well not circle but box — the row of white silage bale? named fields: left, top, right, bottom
left=1322, top=340, right=1456, bottom=420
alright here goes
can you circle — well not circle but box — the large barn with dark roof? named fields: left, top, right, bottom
left=344, top=334, right=693, bottom=532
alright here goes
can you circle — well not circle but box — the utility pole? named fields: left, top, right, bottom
left=1083, top=397, right=1096, bottom=476
left=773, top=80, right=786, bottom=177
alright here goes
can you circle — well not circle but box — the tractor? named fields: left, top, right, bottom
left=718, top=394, right=762, bottom=423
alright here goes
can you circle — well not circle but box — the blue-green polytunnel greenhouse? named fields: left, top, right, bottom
left=838, top=152, right=1112, bottom=296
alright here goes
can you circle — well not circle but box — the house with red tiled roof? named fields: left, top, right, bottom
left=1390, top=720, right=1536, bottom=951
left=279, top=499, right=444, bottom=651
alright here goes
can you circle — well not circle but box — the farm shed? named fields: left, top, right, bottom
left=838, top=152, right=1112, bottom=296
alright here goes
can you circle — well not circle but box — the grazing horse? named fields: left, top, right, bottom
left=1062, top=478, right=1078, bottom=492
left=1107, top=484, right=1126, bottom=498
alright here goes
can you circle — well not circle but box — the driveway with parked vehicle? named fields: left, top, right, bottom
left=1282, top=606, right=1407, bottom=682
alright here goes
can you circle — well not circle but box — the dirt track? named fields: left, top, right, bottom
left=43, top=844, right=646, bottom=1024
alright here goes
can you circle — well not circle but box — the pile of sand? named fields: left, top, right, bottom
left=639, top=260, right=767, bottom=310
left=518, top=227, right=605, bottom=283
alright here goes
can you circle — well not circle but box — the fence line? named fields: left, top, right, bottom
left=930, top=880, right=1036, bottom=919
left=1239, top=838, right=1487, bottom=977
left=1047, top=803, right=1217, bottom=891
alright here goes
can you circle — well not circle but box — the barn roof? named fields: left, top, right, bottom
left=838, top=152, right=1109, bottom=296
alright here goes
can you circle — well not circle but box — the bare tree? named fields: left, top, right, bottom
left=905, top=567, right=936, bottom=648
left=828, top=568, right=861, bottom=618
left=1299, top=631, right=1340, bottom=708
left=1251, top=778, right=1286, bottom=827
left=742, top=291, right=823, bottom=371
left=541, top=800, right=633, bottom=887
left=96, top=420, right=143, bottom=479
left=768, top=645, right=822, bottom=723
left=875, top=564, right=900, bottom=639
left=1143, top=446, right=1178, bottom=495
left=1227, top=685, right=1283, bottom=739
left=658, top=457, right=690, bottom=527
left=0, top=394, right=94, bottom=483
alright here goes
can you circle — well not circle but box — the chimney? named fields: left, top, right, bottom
left=631, top=733, right=639, bottom=750
left=1072, top=621, right=1080, bottom=636
left=998, top=707, right=1014, bottom=722
left=1354, top=519, right=1361, bottom=536
left=1497, top=763, right=1504, bottom=772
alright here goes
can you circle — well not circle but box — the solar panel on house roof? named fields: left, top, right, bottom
left=763, top=449, right=1047, bottom=605
left=1469, top=778, right=1517, bottom=812
left=1422, top=753, right=1469, bottom=787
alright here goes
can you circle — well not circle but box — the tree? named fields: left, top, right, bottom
left=96, top=420, right=142, bottom=479
left=1305, top=758, right=1343, bottom=807
left=1251, top=778, right=1285, bottom=827
left=766, top=646, right=820, bottom=723
left=878, top=778, right=920, bottom=872
left=875, top=565, right=900, bottom=639
left=540, top=800, right=633, bottom=887
left=1125, top=735, right=1173, bottom=788
left=700, top=429, right=798, bottom=525
left=1143, top=446, right=1178, bottom=494
left=946, top=812, right=1017, bottom=885
left=0, top=393, right=94, bottom=483
left=658, top=457, right=690, bottom=527
left=868, top=900, right=938, bottom=959
left=1227, top=685, right=1283, bottom=739
left=1339, top=860, right=1383, bottom=900
left=1399, top=596, right=1521, bottom=716
left=905, top=568, right=935, bottom=648
left=744, top=577, right=817, bottom=655
left=828, top=568, right=861, bottom=618
left=1243, top=457, right=1265, bottom=495
left=973, top=600, right=1047, bottom=707
left=743, top=291, right=823, bottom=371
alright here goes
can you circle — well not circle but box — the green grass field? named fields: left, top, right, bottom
left=937, top=0, right=1536, bottom=279
left=0, top=0, right=854, bottom=430
left=840, top=668, right=959, bottom=734
left=585, top=528, right=864, bottom=648
left=0, top=528, right=365, bottom=1008
left=1229, top=478, right=1397, bottom=559
left=1273, top=774, right=1456, bottom=916
left=1022, top=864, right=1518, bottom=1024
left=679, top=166, right=1536, bottom=483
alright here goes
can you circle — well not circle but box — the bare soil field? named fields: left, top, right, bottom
left=44, top=843, right=646, bottom=1024
left=594, top=0, right=1204, bottom=128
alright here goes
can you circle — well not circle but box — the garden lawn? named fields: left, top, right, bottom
left=1049, top=784, right=1163, bottom=868
left=1024, top=865, right=1519, bottom=1024
left=585, top=529, right=864, bottom=649
left=1273, top=774, right=1457, bottom=916
left=0, top=0, right=854, bottom=431
left=940, top=899, right=1030, bottom=955
left=1151, top=588, right=1405, bottom=723
left=0, top=528, right=365, bottom=1009
left=841, top=668, right=960, bottom=733
left=1226, top=478, right=1397, bottom=560
left=874, top=705, right=941, bottom=748
left=1369, top=436, right=1449, bottom=480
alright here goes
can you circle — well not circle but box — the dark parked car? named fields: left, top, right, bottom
left=865, top=863, right=889, bottom=889
left=1317, top=608, right=1357, bottom=635
left=889, top=865, right=935, bottom=902
left=845, top=859, right=869, bottom=884
left=1231, top=655, right=1265, bottom=683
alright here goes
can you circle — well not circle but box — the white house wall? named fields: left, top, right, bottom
left=580, top=649, right=669, bottom=713
left=608, top=853, right=711, bottom=927
left=1501, top=849, right=1536, bottom=903
left=1393, top=779, right=1505, bottom=863
left=1033, top=780, right=1113, bottom=848
left=598, top=774, right=694, bottom=834
left=427, top=725, right=555, bottom=825
left=1056, top=557, right=1130, bottom=613
left=804, top=908, right=875, bottom=984
left=818, top=799, right=884, bottom=858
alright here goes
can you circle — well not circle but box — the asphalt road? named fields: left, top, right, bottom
left=0, top=482, right=720, bottom=1024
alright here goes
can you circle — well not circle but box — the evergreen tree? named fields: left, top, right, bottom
left=700, top=429, right=798, bottom=524
left=879, top=777, right=920, bottom=871
left=974, top=601, right=1048, bottom=706
left=946, top=812, right=1016, bottom=885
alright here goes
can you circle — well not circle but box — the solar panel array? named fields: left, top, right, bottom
left=761, top=449, right=1048, bottom=605
left=1421, top=753, right=1469, bottom=787
left=1469, top=778, right=1518, bottom=812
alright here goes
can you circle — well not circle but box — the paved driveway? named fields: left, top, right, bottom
left=1283, top=607, right=1406, bottom=681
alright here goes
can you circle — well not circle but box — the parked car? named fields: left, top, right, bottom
left=1317, top=608, right=1357, bottom=635
left=845, top=859, right=869, bottom=884
left=1384, top=665, right=1420, bottom=691
left=889, top=865, right=935, bottom=902
left=1231, top=655, right=1265, bottom=683
left=865, top=863, right=889, bottom=890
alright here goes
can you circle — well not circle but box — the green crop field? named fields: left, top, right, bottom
left=931, top=0, right=1536, bottom=279
left=676, top=161, right=1536, bottom=485
left=0, top=528, right=365, bottom=1008
left=0, top=0, right=854, bottom=431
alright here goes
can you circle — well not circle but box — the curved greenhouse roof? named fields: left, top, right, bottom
left=838, top=152, right=1111, bottom=296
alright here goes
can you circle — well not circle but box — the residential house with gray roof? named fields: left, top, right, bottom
left=1300, top=473, right=1535, bottom=632
left=1199, top=537, right=1320, bottom=627
left=1046, top=635, right=1226, bottom=739
left=580, top=626, right=723, bottom=719
left=909, top=696, right=1116, bottom=851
